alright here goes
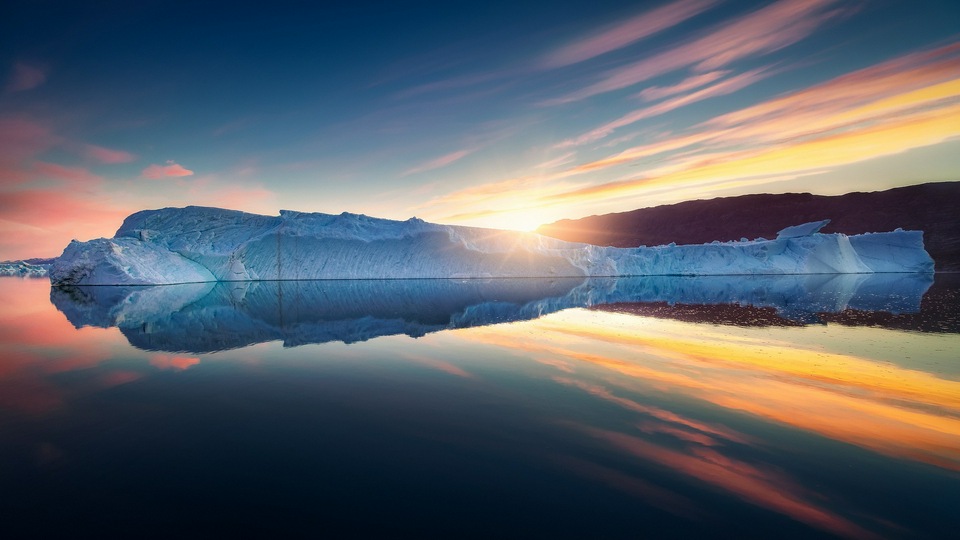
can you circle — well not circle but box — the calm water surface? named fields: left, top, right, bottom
left=1, top=275, right=958, bottom=538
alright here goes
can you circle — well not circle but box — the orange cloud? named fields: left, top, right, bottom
left=0, top=189, right=132, bottom=259
left=150, top=354, right=201, bottom=371
left=142, top=160, right=194, bottom=179
left=547, top=100, right=960, bottom=204
left=428, top=41, right=960, bottom=228
left=584, top=426, right=876, bottom=538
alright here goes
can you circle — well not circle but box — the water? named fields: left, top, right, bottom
left=1, top=275, right=958, bottom=537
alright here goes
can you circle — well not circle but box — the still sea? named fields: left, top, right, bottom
left=1, top=274, right=957, bottom=538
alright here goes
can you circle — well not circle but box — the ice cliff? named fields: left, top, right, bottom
left=49, top=207, right=934, bottom=286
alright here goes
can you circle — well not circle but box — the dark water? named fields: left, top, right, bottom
left=1, top=275, right=957, bottom=538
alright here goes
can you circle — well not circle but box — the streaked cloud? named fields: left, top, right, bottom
left=33, top=161, right=104, bottom=186
left=635, top=70, right=728, bottom=101
left=563, top=66, right=773, bottom=146
left=402, top=148, right=474, bottom=176
left=541, top=0, right=719, bottom=68
left=82, top=144, right=136, bottom=164
left=584, top=426, right=876, bottom=538
left=429, top=41, right=960, bottom=228
left=142, top=160, right=194, bottom=179
left=547, top=0, right=849, bottom=104
left=5, top=62, right=48, bottom=92
left=0, top=189, right=133, bottom=259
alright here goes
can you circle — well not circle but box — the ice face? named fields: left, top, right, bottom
left=48, top=207, right=935, bottom=286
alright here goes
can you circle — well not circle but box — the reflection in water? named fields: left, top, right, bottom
left=51, top=273, right=934, bottom=352
left=465, top=310, right=960, bottom=472
left=2, top=276, right=958, bottom=538
left=595, top=273, right=960, bottom=332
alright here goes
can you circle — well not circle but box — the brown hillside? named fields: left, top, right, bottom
left=537, top=182, right=960, bottom=271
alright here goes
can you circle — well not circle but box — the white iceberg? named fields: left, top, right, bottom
left=49, top=206, right=934, bottom=286
left=0, top=260, right=52, bottom=278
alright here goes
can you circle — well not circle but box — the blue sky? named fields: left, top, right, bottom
left=2, top=0, right=959, bottom=258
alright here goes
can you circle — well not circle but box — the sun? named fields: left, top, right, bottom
left=479, top=209, right=560, bottom=232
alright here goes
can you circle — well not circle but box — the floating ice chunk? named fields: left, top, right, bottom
left=777, top=219, right=831, bottom=239
left=0, top=261, right=50, bottom=278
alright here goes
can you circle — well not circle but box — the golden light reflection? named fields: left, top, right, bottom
left=458, top=310, right=960, bottom=472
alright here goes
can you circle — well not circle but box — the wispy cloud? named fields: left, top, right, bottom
left=563, top=66, right=773, bottom=146
left=142, top=160, right=194, bottom=179
left=0, top=118, right=55, bottom=158
left=534, top=151, right=577, bottom=169
left=423, top=41, right=960, bottom=227
left=33, top=162, right=104, bottom=186
left=547, top=0, right=849, bottom=104
left=5, top=62, right=48, bottom=92
left=0, top=189, right=133, bottom=259
left=82, top=144, right=136, bottom=164
left=541, top=0, right=719, bottom=68
left=635, top=70, right=728, bottom=101
left=402, top=148, right=474, bottom=176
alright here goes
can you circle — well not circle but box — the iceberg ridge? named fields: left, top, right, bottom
left=49, top=206, right=935, bottom=286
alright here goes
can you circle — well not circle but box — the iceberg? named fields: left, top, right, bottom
left=51, top=274, right=933, bottom=352
left=0, top=259, right=53, bottom=278
left=49, top=206, right=934, bottom=286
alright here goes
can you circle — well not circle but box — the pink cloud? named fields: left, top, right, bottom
left=402, top=148, right=474, bottom=176
left=567, top=67, right=772, bottom=146
left=549, top=0, right=847, bottom=103
left=635, top=70, right=728, bottom=102
left=83, top=144, right=136, bottom=164
left=0, top=117, right=56, bottom=164
left=0, top=189, right=133, bottom=259
left=6, top=62, right=47, bottom=92
left=588, top=427, right=877, bottom=538
left=542, top=0, right=719, bottom=68
left=33, top=161, right=104, bottom=186
left=167, top=174, right=278, bottom=216
left=142, top=160, right=194, bottom=179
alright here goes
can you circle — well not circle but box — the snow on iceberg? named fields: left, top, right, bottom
left=0, top=260, right=52, bottom=278
left=49, top=206, right=935, bottom=286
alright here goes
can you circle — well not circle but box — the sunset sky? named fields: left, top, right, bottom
left=2, top=0, right=959, bottom=259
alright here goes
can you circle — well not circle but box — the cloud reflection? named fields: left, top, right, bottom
left=462, top=310, right=960, bottom=473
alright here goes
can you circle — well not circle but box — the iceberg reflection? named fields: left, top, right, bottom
left=50, top=273, right=933, bottom=353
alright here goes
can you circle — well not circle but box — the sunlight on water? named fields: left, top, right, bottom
left=0, top=276, right=957, bottom=537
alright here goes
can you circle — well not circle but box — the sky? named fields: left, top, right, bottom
left=1, top=0, right=959, bottom=259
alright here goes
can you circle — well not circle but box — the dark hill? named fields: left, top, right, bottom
left=537, top=182, right=960, bottom=271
